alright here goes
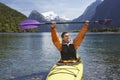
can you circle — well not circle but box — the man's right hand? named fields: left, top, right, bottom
left=85, top=20, right=89, bottom=25
left=51, top=22, right=56, bottom=28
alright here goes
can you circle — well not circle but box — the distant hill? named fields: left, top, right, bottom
left=0, top=2, right=37, bottom=32
left=69, top=0, right=102, bottom=30
left=90, top=0, right=120, bottom=28
left=28, top=10, right=69, bottom=32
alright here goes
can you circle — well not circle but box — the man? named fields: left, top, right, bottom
left=50, top=21, right=89, bottom=63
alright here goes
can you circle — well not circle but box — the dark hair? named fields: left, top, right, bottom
left=61, top=32, right=68, bottom=38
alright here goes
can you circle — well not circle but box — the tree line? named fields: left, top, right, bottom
left=0, top=2, right=38, bottom=32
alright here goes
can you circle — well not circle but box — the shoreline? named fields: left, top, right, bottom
left=0, top=32, right=120, bottom=33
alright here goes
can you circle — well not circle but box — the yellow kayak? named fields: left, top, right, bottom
left=46, top=60, right=83, bottom=80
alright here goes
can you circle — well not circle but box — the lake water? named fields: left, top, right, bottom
left=0, top=32, right=120, bottom=80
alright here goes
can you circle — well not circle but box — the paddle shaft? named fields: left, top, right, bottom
left=42, top=21, right=96, bottom=25
left=19, top=19, right=112, bottom=29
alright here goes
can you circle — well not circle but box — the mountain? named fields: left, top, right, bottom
left=29, top=10, right=47, bottom=22
left=69, top=0, right=102, bottom=30
left=28, top=10, right=69, bottom=32
left=42, top=11, right=69, bottom=21
left=42, top=11, right=58, bottom=21
left=90, top=0, right=120, bottom=28
left=0, top=2, right=36, bottom=32
left=77, top=0, right=102, bottom=21
left=42, top=11, right=69, bottom=32
left=28, top=10, right=50, bottom=32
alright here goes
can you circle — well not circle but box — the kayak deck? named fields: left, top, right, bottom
left=46, top=60, right=83, bottom=80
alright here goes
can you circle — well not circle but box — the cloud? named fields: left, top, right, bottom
left=31, top=0, right=88, bottom=19
left=0, top=0, right=96, bottom=19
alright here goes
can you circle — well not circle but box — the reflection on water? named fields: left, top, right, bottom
left=79, top=33, right=120, bottom=80
left=0, top=33, right=120, bottom=80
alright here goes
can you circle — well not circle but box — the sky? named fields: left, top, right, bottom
left=0, top=0, right=97, bottom=19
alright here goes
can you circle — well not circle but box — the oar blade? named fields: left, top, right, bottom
left=19, top=20, right=44, bottom=29
left=20, top=25, right=38, bottom=29
left=98, top=19, right=112, bottom=25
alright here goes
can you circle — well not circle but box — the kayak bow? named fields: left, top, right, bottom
left=46, top=60, right=83, bottom=80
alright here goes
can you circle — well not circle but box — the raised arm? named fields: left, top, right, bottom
left=51, top=22, right=62, bottom=51
left=73, top=21, right=89, bottom=50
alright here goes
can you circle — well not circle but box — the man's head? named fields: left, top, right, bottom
left=61, top=32, right=71, bottom=43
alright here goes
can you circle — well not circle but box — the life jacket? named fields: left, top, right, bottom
left=60, top=40, right=77, bottom=60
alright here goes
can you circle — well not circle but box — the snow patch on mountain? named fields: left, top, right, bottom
left=42, top=11, right=69, bottom=21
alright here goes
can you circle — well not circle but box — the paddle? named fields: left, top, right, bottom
left=19, top=19, right=112, bottom=29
